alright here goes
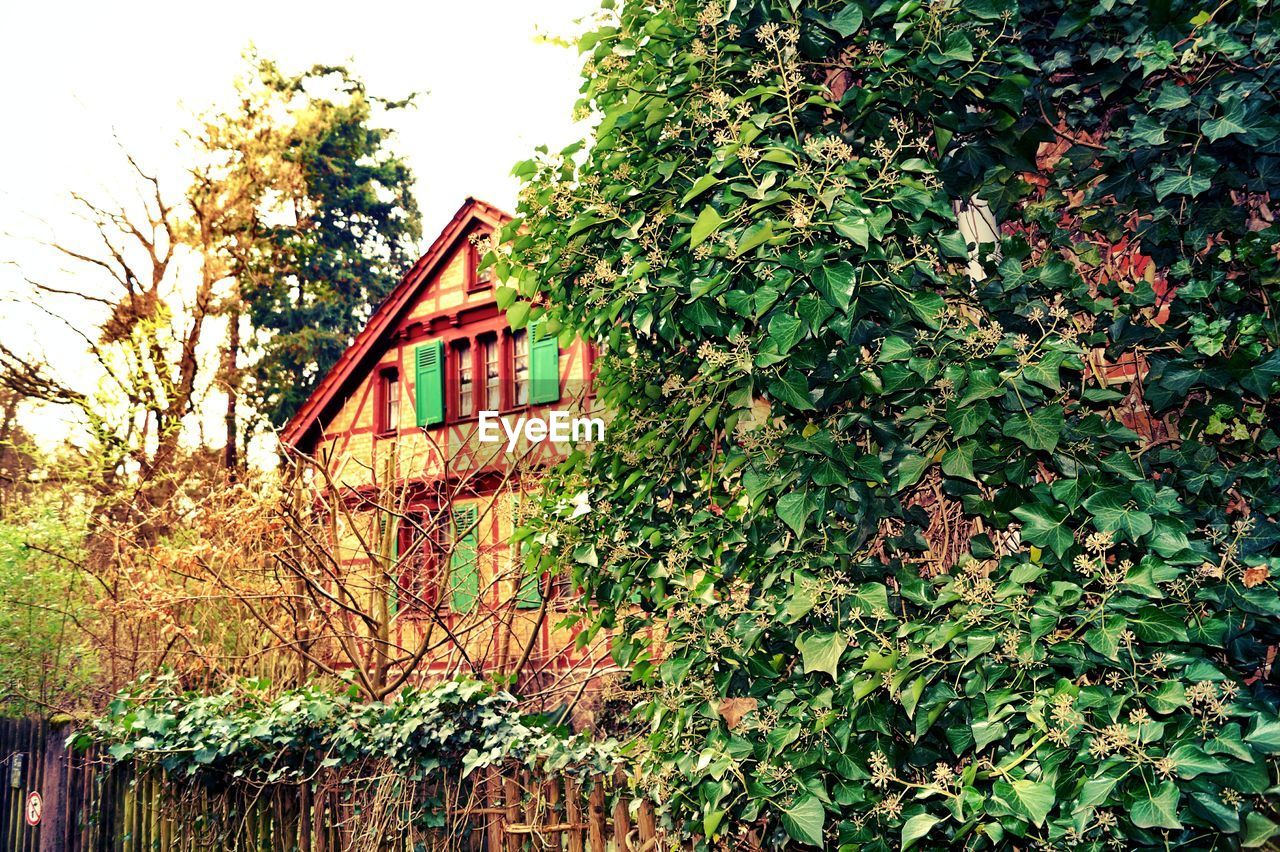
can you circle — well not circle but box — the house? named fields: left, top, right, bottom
left=281, top=198, right=607, bottom=707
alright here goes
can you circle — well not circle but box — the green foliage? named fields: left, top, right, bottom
left=497, top=0, right=1280, bottom=847
left=0, top=496, right=95, bottom=716
left=79, top=674, right=620, bottom=784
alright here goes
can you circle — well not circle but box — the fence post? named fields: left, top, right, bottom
left=37, top=720, right=68, bottom=852
left=563, top=778, right=584, bottom=852
left=587, top=780, right=606, bottom=852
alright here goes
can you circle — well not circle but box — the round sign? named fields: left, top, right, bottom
left=25, top=791, right=41, bottom=826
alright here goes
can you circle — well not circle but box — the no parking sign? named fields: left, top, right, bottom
left=25, top=790, right=40, bottom=826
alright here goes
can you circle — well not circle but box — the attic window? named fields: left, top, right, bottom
left=467, top=230, right=493, bottom=291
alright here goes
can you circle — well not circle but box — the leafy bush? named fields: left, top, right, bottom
left=0, top=496, right=96, bottom=715
left=78, top=674, right=620, bottom=784
left=496, top=0, right=1280, bottom=847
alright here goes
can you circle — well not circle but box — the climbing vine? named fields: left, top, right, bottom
left=495, top=0, right=1280, bottom=847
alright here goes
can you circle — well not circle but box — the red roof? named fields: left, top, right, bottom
left=280, top=197, right=512, bottom=450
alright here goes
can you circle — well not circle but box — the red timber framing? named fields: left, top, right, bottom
left=280, top=198, right=610, bottom=707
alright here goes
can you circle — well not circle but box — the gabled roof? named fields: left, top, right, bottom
left=280, top=197, right=512, bottom=450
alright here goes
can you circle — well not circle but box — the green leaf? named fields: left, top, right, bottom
left=832, top=216, right=870, bottom=248
left=1012, top=502, right=1074, bottom=557
left=691, top=204, right=724, bottom=248
left=994, top=778, right=1055, bottom=828
left=797, top=631, right=847, bottom=680
left=1082, top=488, right=1154, bottom=540
left=1203, top=96, right=1261, bottom=143
left=901, top=813, right=939, bottom=849
left=828, top=2, right=864, bottom=37
left=681, top=174, right=720, bottom=205
left=1245, top=717, right=1280, bottom=753
left=768, top=370, right=815, bottom=410
left=1154, top=168, right=1211, bottom=201
left=1085, top=615, right=1126, bottom=660
left=767, top=313, right=804, bottom=353
left=733, top=219, right=775, bottom=257
left=1022, top=351, right=1066, bottom=392
left=973, top=719, right=1008, bottom=752
left=1167, top=743, right=1227, bottom=779
left=812, top=261, right=856, bottom=312
left=1129, top=607, right=1188, bottom=644
left=1243, top=812, right=1279, bottom=847
left=780, top=793, right=826, bottom=846
left=1003, top=405, right=1064, bottom=452
left=777, top=491, right=813, bottom=536
left=941, top=441, right=977, bottom=481
left=946, top=400, right=990, bottom=438
left=1131, top=781, right=1182, bottom=830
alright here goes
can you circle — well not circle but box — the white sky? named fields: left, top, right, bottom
left=0, top=0, right=597, bottom=447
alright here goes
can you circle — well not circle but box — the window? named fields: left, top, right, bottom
left=397, top=513, right=444, bottom=612
left=455, top=342, right=473, bottom=419
left=512, top=330, right=529, bottom=407
left=483, top=337, right=501, bottom=410
left=380, top=368, right=399, bottom=432
left=466, top=231, right=493, bottom=291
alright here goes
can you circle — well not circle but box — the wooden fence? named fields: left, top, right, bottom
left=0, top=719, right=663, bottom=851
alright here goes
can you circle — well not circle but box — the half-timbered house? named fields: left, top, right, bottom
left=281, top=198, right=607, bottom=706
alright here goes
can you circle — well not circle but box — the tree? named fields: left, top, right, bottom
left=499, top=0, right=1280, bottom=847
left=193, top=56, right=423, bottom=441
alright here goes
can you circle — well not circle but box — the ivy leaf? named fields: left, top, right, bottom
left=1011, top=502, right=1074, bottom=557
left=1083, top=488, right=1154, bottom=539
left=1243, top=812, right=1280, bottom=848
left=994, top=778, right=1055, bottom=828
left=768, top=370, right=816, bottom=411
left=901, top=813, right=939, bottom=849
left=1167, top=743, right=1227, bottom=779
left=1131, top=781, right=1182, bottom=830
left=681, top=174, right=720, bottom=205
left=768, top=313, right=804, bottom=354
left=812, top=261, right=856, bottom=312
left=1023, top=351, right=1066, bottom=392
left=1203, top=96, right=1261, bottom=143
left=832, top=216, right=870, bottom=248
left=777, top=491, right=814, bottom=536
left=1003, top=405, right=1064, bottom=452
left=733, top=219, right=775, bottom=257
left=1154, top=168, right=1212, bottom=201
left=691, top=204, right=724, bottom=248
left=780, top=793, right=826, bottom=846
left=1244, top=717, right=1280, bottom=753
left=797, top=631, right=847, bottom=680
left=1085, top=615, right=1126, bottom=660
left=946, top=400, right=990, bottom=437
left=827, top=3, right=864, bottom=37
left=941, top=441, right=977, bottom=481
left=1129, top=607, right=1188, bottom=644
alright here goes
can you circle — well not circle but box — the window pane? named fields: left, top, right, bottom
left=513, top=330, right=529, bottom=407
left=457, top=343, right=472, bottom=417
left=484, top=338, right=500, bottom=409
left=385, top=372, right=399, bottom=430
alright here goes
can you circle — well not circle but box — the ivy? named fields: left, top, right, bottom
left=496, top=0, right=1280, bottom=847
left=78, top=674, right=620, bottom=786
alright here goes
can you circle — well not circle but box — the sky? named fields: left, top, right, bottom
left=0, top=0, right=599, bottom=446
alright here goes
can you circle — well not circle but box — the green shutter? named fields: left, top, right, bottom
left=528, top=321, right=560, bottom=405
left=414, top=340, right=445, bottom=426
left=449, top=506, right=480, bottom=612
left=516, top=560, right=542, bottom=609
